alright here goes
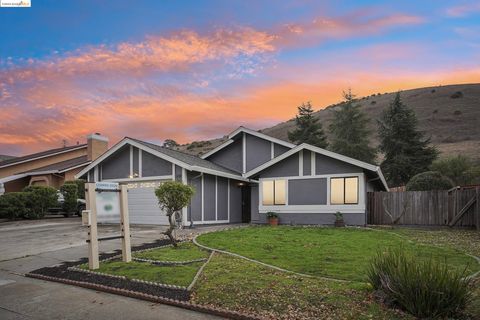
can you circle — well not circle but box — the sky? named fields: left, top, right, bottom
left=0, top=0, right=479, bottom=156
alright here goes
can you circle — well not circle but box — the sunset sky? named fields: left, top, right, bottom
left=1, top=0, right=479, bottom=156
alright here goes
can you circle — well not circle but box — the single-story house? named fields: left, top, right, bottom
left=0, top=133, right=108, bottom=195
left=75, top=126, right=388, bottom=226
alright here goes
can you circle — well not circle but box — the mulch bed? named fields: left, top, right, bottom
left=28, top=239, right=189, bottom=301
left=26, top=238, right=263, bottom=320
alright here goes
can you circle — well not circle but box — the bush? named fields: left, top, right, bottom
left=406, top=171, right=454, bottom=191
left=0, top=192, right=31, bottom=219
left=430, top=155, right=479, bottom=186
left=23, top=185, right=58, bottom=219
left=64, top=179, right=85, bottom=199
left=60, top=183, right=78, bottom=213
left=451, top=91, right=463, bottom=99
left=367, top=248, right=472, bottom=318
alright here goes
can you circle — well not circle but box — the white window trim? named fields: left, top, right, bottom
left=129, top=145, right=133, bottom=177
left=138, top=149, right=142, bottom=177
left=201, top=174, right=205, bottom=221
left=258, top=173, right=365, bottom=214
left=260, top=179, right=288, bottom=206
left=299, top=150, right=303, bottom=177
left=270, top=142, right=274, bottom=159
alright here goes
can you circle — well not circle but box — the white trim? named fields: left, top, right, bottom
left=258, top=173, right=366, bottom=213
left=58, top=161, right=91, bottom=173
left=242, top=132, right=246, bottom=173
left=94, top=166, right=99, bottom=182
left=172, top=163, right=175, bottom=179
left=245, top=143, right=388, bottom=191
left=311, top=152, right=316, bottom=176
left=200, top=139, right=235, bottom=159
left=75, top=138, right=248, bottom=182
left=270, top=142, right=274, bottom=159
left=138, top=149, right=142, bottom=177
left=227, top=178, right=230, bottom=222
left=193, top=220, right=229, bottom=225
left=102, top=175, right=172, bottom=182
left=215, top=176, right=218, bottom=221
left=0, top=145, right=87, bottom=169
left=201, top=174, right=205, bottom=222
left=299, top=150, right=303, bottom=177
left=20, top=170, right=57, bottom=175
left=181, top=168, right=188, bottom=226
left=0, top=173, right=28, bottom=183
left=129, top=145, right=133, bottom=177
left=200, top=126, right=295, bottom=159
left=100, top=165, right=103, bottom=181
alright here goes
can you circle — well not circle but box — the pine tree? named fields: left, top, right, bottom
left=288, top=102, right=328, bottom=148
left=378, top=92, right=438, bottom=186
left=329, top=90, right=376, bottom=163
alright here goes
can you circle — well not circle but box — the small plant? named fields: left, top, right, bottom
left=266, top=211, right=279, bottom=226
left=367, top=248, right=472, bottom=318
left=334, top=211, right=345, bottom=227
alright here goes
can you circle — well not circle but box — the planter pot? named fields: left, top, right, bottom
left=334, top=219, right=345, bottom=227
left=268, top=217, right=279, bottom=226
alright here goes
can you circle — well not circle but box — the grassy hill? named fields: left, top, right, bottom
left=179, top=83, right=480, bottom=163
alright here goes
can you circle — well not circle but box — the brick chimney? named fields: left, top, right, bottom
left=87, top=133, right=109, bottom=161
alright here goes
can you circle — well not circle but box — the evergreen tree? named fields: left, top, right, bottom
left=329, top=90, right=376, bottom=163
left=288, top=102, right=328, bottom=148
left=378, top=92, right=438, bottom=186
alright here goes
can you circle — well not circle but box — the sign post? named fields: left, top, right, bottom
left=119, top=184, right=132, bottom=262
left=83, top=182, right=131, bottom=269
left=85, top=183, right=99, bottom=269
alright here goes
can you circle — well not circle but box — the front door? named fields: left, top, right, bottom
left=241, top=186, right=251, bottom=223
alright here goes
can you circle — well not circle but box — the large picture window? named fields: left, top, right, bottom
left=262, top=180, right=286, bottom=205
left=330, top=177, right=358, bottom=204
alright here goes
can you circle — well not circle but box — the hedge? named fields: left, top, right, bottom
left=60, top=183, right=78, bottom=214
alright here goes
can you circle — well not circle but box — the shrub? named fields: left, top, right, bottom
left=60, top=183, right=78, bottom=213
left=367, top=248, right=472, bottom=318
left=266, top=211, right=278, bottom=218
left=451, top=91, right=463, bottom=99
left=23, top=185, right=58, bottom=219
left=64, top=179, right=85, bottom=199
left=0, top=192, right=31, bottom=219
left=406, top=171, right=454, bottom=191
left=430, top=155, right=479, bottom=186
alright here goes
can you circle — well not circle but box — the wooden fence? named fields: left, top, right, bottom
left=367, top=187, right=479, bottom=228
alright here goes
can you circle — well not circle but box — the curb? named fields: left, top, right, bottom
left=26, top=273, right=264, bottom=320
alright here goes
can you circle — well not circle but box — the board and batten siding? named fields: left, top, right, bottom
left=252, top=149, right=368, bottom=225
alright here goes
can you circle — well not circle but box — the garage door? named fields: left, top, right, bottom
left=97, top=180, right=169, bottom=225
left=126, top=180, right=168, bottom=225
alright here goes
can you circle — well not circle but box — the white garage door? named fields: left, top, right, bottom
left=97, top=180, right=169, bottom=225
left=126, top=180, right=169, bottom=225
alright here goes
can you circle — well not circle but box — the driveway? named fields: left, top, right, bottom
left=0, top=217, right=223, bottom=320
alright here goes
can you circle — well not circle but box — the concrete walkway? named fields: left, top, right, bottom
left=0, top=217, right=235, bottom=320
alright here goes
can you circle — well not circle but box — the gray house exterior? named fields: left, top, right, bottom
left=76, top=126, right=388, bottom=226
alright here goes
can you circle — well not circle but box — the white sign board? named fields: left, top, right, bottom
left=95, top=182, right=120, bottom=223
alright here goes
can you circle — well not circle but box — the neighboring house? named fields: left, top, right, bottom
left=75, top=126, right=388, bottom=226
left=0, top=133, right=108, bottom=195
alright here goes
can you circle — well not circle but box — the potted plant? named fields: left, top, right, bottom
left=334, top=211, right=345, bottom=227
left=266, top=211, right=279, bottom=226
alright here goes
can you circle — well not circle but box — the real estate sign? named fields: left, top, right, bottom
left=95, top=182, right=121, bottom=223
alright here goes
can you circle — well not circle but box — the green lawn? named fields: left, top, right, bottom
left=192, top=254, right=411, bottom=320
left=134, top=242, right=209, bottom=261
left=196, top=226, right=479, bottom=281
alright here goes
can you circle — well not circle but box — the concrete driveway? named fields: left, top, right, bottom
left=0, top=217, right=223, bottom=320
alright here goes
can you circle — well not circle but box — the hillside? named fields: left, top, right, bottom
left=179, top=83, right=480, bottom=163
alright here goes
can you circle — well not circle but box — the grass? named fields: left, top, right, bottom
left=79, top=244, right=208, bottom=286
left=193, top=253, right=411, bottom=320
left=196, top=226, right=479, bottom=281
left=134, top=242, right=209, bottom=261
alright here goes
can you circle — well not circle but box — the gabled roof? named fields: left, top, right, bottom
left=0, top=144, right=87, bottom=169
left=244, top=143, right=389, bottom=191
left=75, top=137, right=247, bottom=181
left=201, top=126, right=296, bottom=159
left=20, top=156, right=91, bottom=175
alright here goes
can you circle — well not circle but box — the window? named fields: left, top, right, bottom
left=262, top=180, right=286, bottom=205
left=330, top=177, right=358, bottom=204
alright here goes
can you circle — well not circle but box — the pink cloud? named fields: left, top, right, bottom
left=446, top=3, right=480, bottom=17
